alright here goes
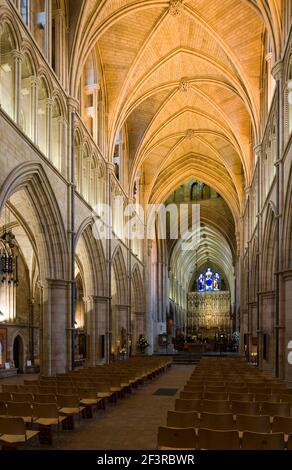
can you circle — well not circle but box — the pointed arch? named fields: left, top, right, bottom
left=75, top=218, right=107, bottom=297
left=0, top=162, right=69, bottom=280
left=283, top=165, right=292, bottom=269
left=112, top=245, right=128, bottom=305
left=262, top=205, right=276, bottom=292
left=131, top=264, right=144, bottom=313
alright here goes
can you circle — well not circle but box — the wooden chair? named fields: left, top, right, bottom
left=39, top=386, right=56, bottom=394
left=232, top=401, right=260, bottom=416
left=78, top=388, right=102, bottom=406
left=287, top=434, right=292, bottom=450
left=204, top=386, right=226, bottom=393
left=261, top=402, right=291, bottom=418
left=236, top=414, right=270, bottom=433
left=33, top=403, right=66, bottom=427
left=198, top=428, right=240, bottom=450
left=167, top=411, right=199, bottom=428
left=57, top=395, right=85, bottom=421
left=229, top=393, right=252, bottom=402
left=33, top=394, right=56, bottom=403
left=242, top=431, right=285, bottom=450
left=200, top=412, right=235, bottom=430
left=6, top=402, right=33, bottom=424
left=0, top=417, right=38, bottom=446
left=157, top=426, right=196, bottom=450
left=11, top=393, right=33, bottom=403
left=227, top=387, right=249, bottom=394
left=0, top=401, right=7, bottom=417
left=2, top=385, right=19, bottom=393
left=180, top=391, right=203, bottom=400
left=174, top=399, right=201, bottom=412
left=204, top=392, right=228, bottom=401
left=24, top=380, right=39, bottom=386
left=272, top=416, right=292, bottom=435
left=201, top=400, right=230, bottom=414
left=184, top=386, right=204, bottom=393
left=0, top=392, right=12, bottom=402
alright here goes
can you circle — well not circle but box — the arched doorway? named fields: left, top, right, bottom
left=13, top=335, right=24, bottom=372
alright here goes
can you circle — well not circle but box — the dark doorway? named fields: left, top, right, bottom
left=13, top=335, right=24, bottom=372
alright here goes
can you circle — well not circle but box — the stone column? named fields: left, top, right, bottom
left=145, top=240, right=154, bottom=354
left=39, top=279, right=69, bottom=376
left=30, top=76, right=38, bottom=142
left=52, top=8, right=66, bottom=86
left=12, top=50, right=23, bottom=125
left=45, top=0, right=52, bottom=64
left=272, top=60, right=284, bottom=379
left=84, top=296, right=97, bottom=367
left=254, top=144, right=262, bottom=368
left=96, top=297, right=108, bottom=364
left=46, top=98, right=53, bottom=160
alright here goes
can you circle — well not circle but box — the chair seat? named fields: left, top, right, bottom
left=34, top=417, right=66, bottom=426
left=110, top=387, right=122, bottom=392
left=59, top=406, right=84, bottom=415
left=0, top=429, right=38, bottom=444
left=80, top=398, right=101, bottom=405
left=97, top=393, right=111, bottom=398
left=0, top=434, right=26, bottom=443
left=6, top=415, right=32, bottom=424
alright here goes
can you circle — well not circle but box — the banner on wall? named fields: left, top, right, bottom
left=0, top=328, right=7, bottom=368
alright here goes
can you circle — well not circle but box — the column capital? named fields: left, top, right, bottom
left=30, top=76, right=39, bottom=88
left=254, top=143, right=262, bottom=156
left=271, top=60, right=284, bottom=80
left=37, top=278, right=70, bottom=290
left=67, top=96, right=79, bottom=112
left=52, top=8, right=65, bottom=19
left=46, top=97, right=54, bottom=108
left=107, top=162, right=115, bottom=172
left=11, top=49, right=24, bottom=62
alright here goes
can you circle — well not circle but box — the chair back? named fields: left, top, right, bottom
left=198, top=428, right=240, bottom=450
left=0, top=416, right=25, bottom=436
left=33, top=403, right=58, bottom=419
left=201, top=400, right=230, bottom=414
left=272, top=416, right=292, bottom=434
left=231, top=401, right=260, bottom=415
left=167, top=411, right=199, bottom=428
left=12, top=393, right=33, bottom=403
left=200, top=412, right=235, bottom=430
left=174, top=399, right=201, bottom=412
left=236, top=414, right=270, bottom=433
left=242, top=431, right=285, bottom=450
left=261, top=402, right=290, bottom=417
left=157, top=426, right=196, bottom=450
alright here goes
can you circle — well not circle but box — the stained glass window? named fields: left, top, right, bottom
left=197, top=269, right=221, bottom=291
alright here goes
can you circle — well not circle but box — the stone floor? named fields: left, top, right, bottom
left=0, top=364, right=194, bottom=450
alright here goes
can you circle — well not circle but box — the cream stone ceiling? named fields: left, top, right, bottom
left=70, top=0, right=282, bottom=222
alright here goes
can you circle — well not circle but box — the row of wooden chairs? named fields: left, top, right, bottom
left=167, top=410, right=292, bottom=434
left=157, top=357, right=292, bottom=449
left=175, top=398, right=292, bottom=416
left=0, top=356, right=171, bottom=448
left=180, top=390, right=292, bottom=403
left=0, top=401, right=69, bottom=426
left=157, top=426, right=292, bottom=450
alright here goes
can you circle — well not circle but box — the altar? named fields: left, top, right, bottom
left=187, top=291, right=232, bottom=338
